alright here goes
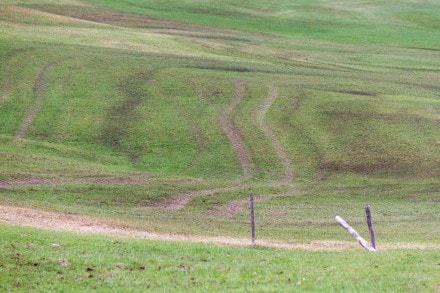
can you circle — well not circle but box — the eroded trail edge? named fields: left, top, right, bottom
left=218, top=80, right=254, bottom=180
left=257, top=85, right=295, bottom=182
left=1, top=205, right=439, bottom=251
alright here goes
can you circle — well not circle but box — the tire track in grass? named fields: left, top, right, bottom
left=218, top=80, right=254, bottom=180
left=152, top=80, right=254, bottom=211
left=0, top=175, right=205, bottom=188
left=15, top=63, right=54, bottom=139
left=208, top=194, right=272, bottom=218
left=155, top=83, right=298, bottom=212
left=101, top=72, right=149, bottom=156
left=1, top=205, right=439, bottom=251
left=150, top=185, right=249, bottom=211
left=0, top=178, right=63, bottom=187
left=256, top=85, right=295, bottom=182
left=207, top=190, right=298, bottom=218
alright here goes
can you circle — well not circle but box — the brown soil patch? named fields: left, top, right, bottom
left=256, top=85, right=295, bottom=182
left=150, top=185, right=249, bottom=211
left=218, top=80, right=254, bottom=179
left=15, top=63, right=54, bottom=138
left=1, top=204, right=439, bottom=251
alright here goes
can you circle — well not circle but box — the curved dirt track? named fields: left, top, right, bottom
left=218, top=80, right=254, bottom=180
left=0, top=178, right=64, bottom=187
left=208, top=195, right=272, bottom=217
left=151, top=185, right=249, bottom=211
left=15, top=63, right=54, bottom=138
left=256, top=85, right=295, bottom=182
left=208, top=191, right=297, bottom=218
left=1, top=205, right=439, bottom=251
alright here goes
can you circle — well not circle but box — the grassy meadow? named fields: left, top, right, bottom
left=0, top=0, right=439, bottom=291
left=1, top=224, right=439, bottom=292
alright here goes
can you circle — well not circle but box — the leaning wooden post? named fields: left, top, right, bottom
left=365, top=204, right=377, bottom=250
left=250, top=192, right=256, bottom=246
left=335, top=216, right=376, bottom=252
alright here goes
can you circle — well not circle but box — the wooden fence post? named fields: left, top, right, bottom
left=335, top=215, right=376, bottom=252
left=365, top=204, right=377, bottom=250
left=250, top=192, right=256, bottom=246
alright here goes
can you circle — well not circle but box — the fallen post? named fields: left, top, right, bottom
left=335, top=215, right=376, bottom=252
left=365, top=204, right=377, bottom=250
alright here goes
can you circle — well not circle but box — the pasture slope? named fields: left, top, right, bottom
left=0, top=0, right=439, bottom=291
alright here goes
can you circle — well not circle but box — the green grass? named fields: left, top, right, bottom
left=78, top=0, right=440, bottom=48
left=1, top=0, right=439, bottom=291
left=1, top=224, right=439, bottom=292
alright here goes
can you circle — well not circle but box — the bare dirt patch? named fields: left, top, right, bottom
left=1, top=204, right=438, bottom=251
left=218, top=80, right=254, bottom=179
left=256, top=85, right=295, bottom=182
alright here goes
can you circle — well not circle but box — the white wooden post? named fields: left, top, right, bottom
left=335, top=216, right=376, bottom=252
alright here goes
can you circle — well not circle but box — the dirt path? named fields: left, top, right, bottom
left=152, top=83, right=298, bottom=212
left=150, top=185, right=249, bottom=211
left=256, top=85, right=295, bottom=182
left=0, top=178, right=64, bottom=187
left=218, top=80, right=254, bottom=180
left=1, top=205, right=439, bottom=251
left=0, top=175, right=205, bottom=188
left=15, top=63, right=54, bottom=138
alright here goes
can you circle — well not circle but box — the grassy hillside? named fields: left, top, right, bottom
left=0, top=0, right=439, bottom=291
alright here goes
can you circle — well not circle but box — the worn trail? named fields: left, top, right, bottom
left=1, top=205, right=438, bottom=251
left=151, top=185, right=249, bottom=211
left=208, top=191, right=297, bottom=218
left=15, top=63, right=54, bottom=138
left=0, top=175, right=205, bottom=188
left=256, top=85, right=295, bottom=182
left=218, top=80, right=254, bottom=180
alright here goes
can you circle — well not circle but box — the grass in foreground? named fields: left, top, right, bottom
left=1, top=224, right=439, bottom=292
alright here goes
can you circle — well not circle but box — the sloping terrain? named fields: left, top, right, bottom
left=0, top=0, right=439, bottom=290
left=0, top=0, right=440, bottom=292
